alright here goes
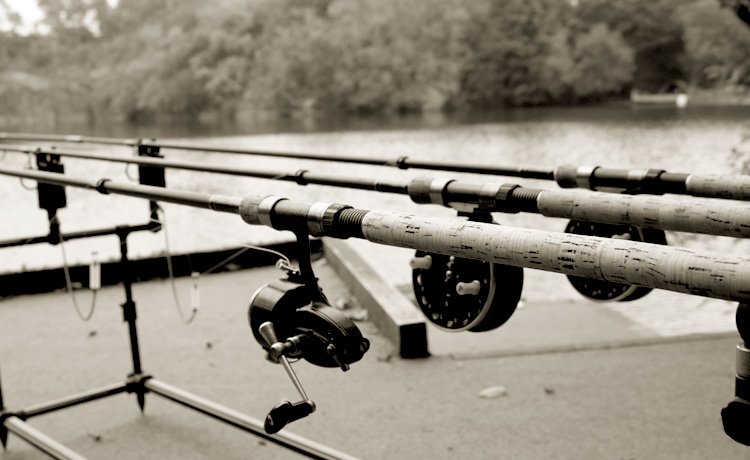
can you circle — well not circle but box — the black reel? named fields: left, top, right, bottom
left=564, top=220, right=668, bottom=302
left=411, top=250, right=523, bottom=332
left=248, top=276, right=370, bottom=370
left=247, top=234, right=370, bottom=433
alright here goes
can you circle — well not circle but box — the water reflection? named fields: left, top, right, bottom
left=3, top=104, right=749, bottom=139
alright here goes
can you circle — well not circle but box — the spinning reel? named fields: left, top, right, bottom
left=564, top=220, right=668, bottom=302
left=248, top=234, right=370, bottom=434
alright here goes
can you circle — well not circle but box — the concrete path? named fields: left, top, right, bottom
left=0, top=260, right=746, bottom=459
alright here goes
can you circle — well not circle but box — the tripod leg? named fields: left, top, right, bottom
left=1, top=367, right=8, bottom=448
left=118, top=232, right=147, bottom=412
left=137, top=391, right=145, bottom=412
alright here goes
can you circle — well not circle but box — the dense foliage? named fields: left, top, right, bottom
left=1, top=0, right=749, bottom=121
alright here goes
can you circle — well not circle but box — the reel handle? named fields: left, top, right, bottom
left=264, top=400, right=316, bottom=434
left=258, top=322, right=317, bottom=433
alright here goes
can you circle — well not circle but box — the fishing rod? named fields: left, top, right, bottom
left=4, top=144, right=750, bottom=304
left=2, top=132, right=749, bottom=201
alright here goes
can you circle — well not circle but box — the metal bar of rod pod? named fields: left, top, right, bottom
left=144, top=378, right=361, bottom=460
left=3, top=417, right=90, bottom=460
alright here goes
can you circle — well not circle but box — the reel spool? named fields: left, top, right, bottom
left=564, top=220, right=668, bottom=302
left=410, top=251, right=523, bottom=332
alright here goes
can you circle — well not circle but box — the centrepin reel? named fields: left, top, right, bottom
left=564, top=220, right=668, bottom=302
left=248, top=233, right=369, bottom=434
left=409, top=210, right=523, bottom=333
left=411, top=251, right=523, bottom=332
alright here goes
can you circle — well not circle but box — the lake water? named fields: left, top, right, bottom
left=1, top=104, right=749, bottom=276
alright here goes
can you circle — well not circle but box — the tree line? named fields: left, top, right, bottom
left=1, top=0, right=749, bottom=123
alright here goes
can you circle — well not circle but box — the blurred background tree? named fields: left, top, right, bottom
left=0, top=0, right=748, bottom=122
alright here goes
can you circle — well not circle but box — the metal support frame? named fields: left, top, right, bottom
left=0, top=224, right=359, bottom=460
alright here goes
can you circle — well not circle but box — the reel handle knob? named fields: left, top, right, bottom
left=456, top=280, right=482, bottom=296
left=259, top=321, right=279, bottom=347
left=259, top=321, right=288, bottom=360
left=409, top=255, right=433, bottom=270
left=264, top=400, right=316, bottom=434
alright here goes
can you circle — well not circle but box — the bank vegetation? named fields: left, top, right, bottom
left=1, top=0, right=749, bottom=122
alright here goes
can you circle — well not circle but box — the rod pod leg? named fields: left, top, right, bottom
left=117, top=230, right=147, bottom=412
left=0, top=369, right=6, bottom=449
